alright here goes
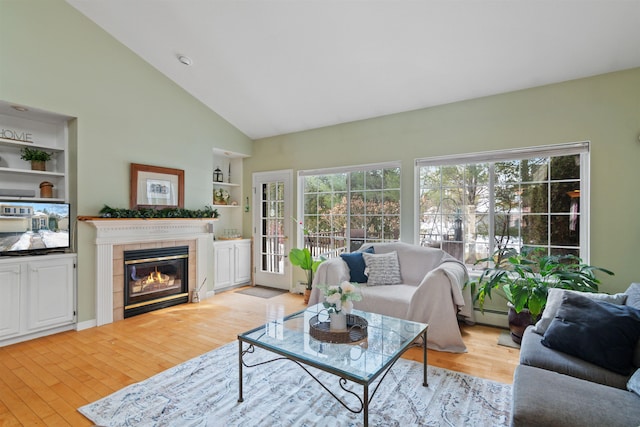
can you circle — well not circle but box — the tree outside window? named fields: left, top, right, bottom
left=300, top=164, right=401, bottom=258
left=418, top=145, right=587, bottom=266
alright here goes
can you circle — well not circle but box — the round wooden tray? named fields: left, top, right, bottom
left=309, top=313, right=368, bottom=344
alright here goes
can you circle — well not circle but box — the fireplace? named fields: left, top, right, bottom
left=124, top=246, right=189, bottom=318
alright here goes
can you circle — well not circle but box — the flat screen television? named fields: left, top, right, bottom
left=0, top=201, right=71, bottom=255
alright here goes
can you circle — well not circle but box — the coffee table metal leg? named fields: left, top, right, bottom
left=422, top=330, right=428, bottom=387
left=363, top=383, right=369, bottom=426
left=238, top=340, right=244, bottom=402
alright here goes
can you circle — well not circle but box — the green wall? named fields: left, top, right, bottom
left=247, top=68, right=640, bottom=294
left=2, top=0, right=638, bottom=325
left=0, top=0, right=252, bottom=322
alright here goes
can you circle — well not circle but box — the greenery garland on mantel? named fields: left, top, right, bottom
left=96, top=205, right=219, bottom=219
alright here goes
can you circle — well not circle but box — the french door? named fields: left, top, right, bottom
left=252, top=170, right=293, bottom=290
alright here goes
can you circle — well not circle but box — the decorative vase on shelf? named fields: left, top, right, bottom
left=39, top=181, right=54, bottom=198
left=329, top=312, right=347, bottom=331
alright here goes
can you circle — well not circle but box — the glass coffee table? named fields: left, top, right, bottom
left=238, top=304, right=428, bottom=426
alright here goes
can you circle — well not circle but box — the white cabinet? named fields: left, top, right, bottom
left=213, top=241, right=234, bottom=288
left=0, top=264, right=21, bottom=340
left=0, top=254, right=76, bottom=347
left=213, top=239, right=251, bottom=289
left=26, top=257, right=75, bottom=331
left=234, top=240, right=252, bottom=284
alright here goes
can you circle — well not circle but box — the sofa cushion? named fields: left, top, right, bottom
left=362, top=251, right=402, bottom=286
left=628, top=368, right=640, bottom=397
left=531, top=288, right=627, bottom=335
left=541, top=292, right=640, bottom=375
left=520, top=327, right=630, bottom=389
left=512, top=365, right=640, bottom=427
left=354, top=284, right=415, bottom=320
left=340, top=247, right=374, bottom=283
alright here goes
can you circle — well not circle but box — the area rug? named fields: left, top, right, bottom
left=235, top=285, right=289, bottom=298
left=498, top=330, right=521, bottom=349
left=79, top=342, right=512, bottom=427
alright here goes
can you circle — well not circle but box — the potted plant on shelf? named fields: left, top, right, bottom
left=213, top=188, right=230, bottom=205
left=467, top=246, right=614, bottom=344
left=20, top=147, right=52, bottom=171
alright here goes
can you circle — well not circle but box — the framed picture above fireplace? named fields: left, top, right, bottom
left=130, top=163, right=185, bottom=209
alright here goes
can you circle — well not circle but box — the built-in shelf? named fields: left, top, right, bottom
left=0, top=137, right=65, bottom=152
left=212, top=181, right=240, bottom=187
left=0, top=102, right=70, bottom=201
left=0, top=197, right=65, bottom=203
left=0, top=166, right=65, bottom=177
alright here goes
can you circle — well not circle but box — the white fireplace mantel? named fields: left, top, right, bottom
left=82, top=218, right=216, bottom=326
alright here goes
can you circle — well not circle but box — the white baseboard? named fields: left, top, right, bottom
left=76, top=319, right=97, bottom=331
left=1, top=324, right=75, bottom=347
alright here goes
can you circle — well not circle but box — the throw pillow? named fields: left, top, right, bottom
left=541, top=292, right=640, bottom=375
left=626, top=282, right=640, bottom=310
left=628, top=368, right=640, bottom=397
left=362, top=251, right=402, bottom=286
left=626, top=283, right=640, bottom=367
left=340, top=247, right=374, bottom=283
left=531, top=288, right=628, bottom=335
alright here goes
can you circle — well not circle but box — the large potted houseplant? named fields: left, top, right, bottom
left=289, top=247, right=324, bottom=304
left=20, top=147, right=52, bottom=171
left=467, top=246, right=614, bottom=344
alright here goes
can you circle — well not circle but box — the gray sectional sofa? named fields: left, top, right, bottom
left=511, top=283, right=640, bottom=426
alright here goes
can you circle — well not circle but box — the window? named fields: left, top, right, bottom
left=299, top=162, right=401, bottom=258
left=416, top=142, right=589, bottom=266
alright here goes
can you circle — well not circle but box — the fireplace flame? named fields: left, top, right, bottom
left=141, top=267, right=170, bottom=286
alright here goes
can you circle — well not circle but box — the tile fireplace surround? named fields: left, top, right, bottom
left=82, top=219, right=214, bottom=326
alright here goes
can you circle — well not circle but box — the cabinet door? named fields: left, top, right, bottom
left=0, top=265, right=21, bottom=339
left=234, top=241, right=252, bottom=285
left=26, top=258, right=75, bottom=331
left=213, top=243, right=234, bottom=288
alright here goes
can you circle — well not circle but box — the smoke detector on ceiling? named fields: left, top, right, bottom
left=177, top=54, right=192, bottom=66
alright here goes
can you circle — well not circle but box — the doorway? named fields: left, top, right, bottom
left=252, top=170, right=293, bottom=290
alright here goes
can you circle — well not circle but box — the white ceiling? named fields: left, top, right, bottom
left=66, top=0, right=640, bottom=140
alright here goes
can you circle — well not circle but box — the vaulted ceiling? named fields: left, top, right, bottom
left=67, top=0, right=640, bottom=139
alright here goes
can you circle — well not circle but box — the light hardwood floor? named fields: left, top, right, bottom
left=0, top=287, right=519, bottom=426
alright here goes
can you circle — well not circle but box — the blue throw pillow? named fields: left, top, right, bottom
left=541, top=292, right=640, bottom=375
left=340, top=247, right=374, bottom=283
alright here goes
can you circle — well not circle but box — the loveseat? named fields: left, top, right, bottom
left=308, top=241, right=474, bottom=353
left=511, top=283, right=640, bottom=426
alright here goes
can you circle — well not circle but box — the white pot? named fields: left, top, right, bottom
left=329, top=312, right=347, bottom=331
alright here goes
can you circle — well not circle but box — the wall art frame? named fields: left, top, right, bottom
left=130, top=163, right=184, bottom=209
